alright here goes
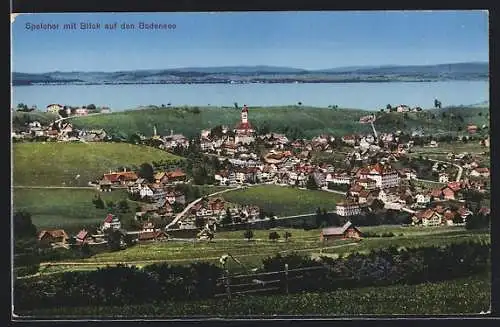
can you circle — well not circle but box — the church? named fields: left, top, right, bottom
left=234, top=105, right=255, bottom=145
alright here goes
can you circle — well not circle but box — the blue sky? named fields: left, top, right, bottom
left=11, top=11, right=488, bottom=73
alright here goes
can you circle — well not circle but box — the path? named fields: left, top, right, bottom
left=320, top=186, right=347, bottom=195
left=13, top=185, right=97, bottom=190
left=165, top=186, right=243, bottom=230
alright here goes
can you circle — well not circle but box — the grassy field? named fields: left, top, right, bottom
left=38, top=225, right=490, bottom=274
left=70, top=105, right=489, bottom=140
left=72, top=106, right=375, bottom=139
left=17, top=272, right=490, bottom=317
left=13, top=188, right=136, bottom=233
left=221, top=185, right=345, bottom=216
left=13, top=142, right=183, bottom=186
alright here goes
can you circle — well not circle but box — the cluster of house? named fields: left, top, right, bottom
left=381, top=104, right=423, bottom=113
left=37, top=213, right=122, bottom=248
left=177, top=197, right=261, bottom=229
left=12, top=119, right=109, bottom=142
left=45, top=103, right=111, bottom=116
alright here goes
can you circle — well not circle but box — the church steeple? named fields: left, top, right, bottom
left=241, top=104, right=248, bottom=124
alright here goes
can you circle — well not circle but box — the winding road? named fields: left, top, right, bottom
left=165, top=186, right=243, bottom=230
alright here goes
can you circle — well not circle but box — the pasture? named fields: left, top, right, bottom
left=221, top=185, right=345, bottom=217
left=13, top=188, right=136, bottom=233
left=13, top=142, right=183, bottom=186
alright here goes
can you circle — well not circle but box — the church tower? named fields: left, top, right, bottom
left=241, top=105, right=248, bottom=124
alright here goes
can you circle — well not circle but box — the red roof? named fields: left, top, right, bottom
left=76, top=230, right=89, bottom=240
left=447, top=182, right=462, bottom=192
left=167, top=170, right=186, bottom=178
left=104, top=171, right=138, bottom=182
left=431, top=189, right=443, bottom=197
left=104, top=214, right=114, bottom=223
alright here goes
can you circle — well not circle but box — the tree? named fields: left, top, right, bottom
left=14, top=211, right=37, bottom=239
left=234, top=102, right=239, bottom=109
left=138, top=162, right=155, bottom=183
left=92, top=195, right=105, bottom=209
left=172, top=202, right=184, bottom=214
left=243, top=229, right=254, bottom=241
left=315, top=207, right=323, bottom=227
left=269, top=215, right=277, bottom=228
left=284, top=231, right=292, bottom=242
left=87, top=104, right=97, bottom=110
left=386, top=104, right=392, bottom=110
left=106, top=229, right=123, bottom=251
left=117, top=200, right=130, bottom=213
left=123, top=233, right=135, bottom=247
left=306, top=175, right=318, bottom=190
left=269, top=231, right=280, bottom=242
left=210, top=125, right=224, bottom=139
left=129, top=133, right=142, bottom=145
left=195, top=216, right=205, bottom=229
left=297, top=102, right=302, bottom=106
left=221, top=208, right=232, bottom=226
left=434, top=99, right=442, bottom=109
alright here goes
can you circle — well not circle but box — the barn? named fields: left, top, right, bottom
left=320, top=221, right=362, bottom=242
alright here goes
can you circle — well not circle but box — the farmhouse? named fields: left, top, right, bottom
left=102, top=170, right=138, bottom=185
left=470, top=167, right=490, bottom=178
left=75, top=229, right=93, bottom=244
left=411, top=209, right=442, bottom=226
left=46, top=103, right=64, bottom=113
left=102, top=214, right=121, bottom=231
left=320, top=221, right=362, bottom=242
left=38, top=229, right=69, bottom=246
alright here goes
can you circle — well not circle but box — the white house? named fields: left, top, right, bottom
left=46, top=103, right=64, bottom=113
left=470, top=167, right=490, bottom=178
left=103, top=214, right=121, bottom=230
left=378, top=188, right=400, bottom=204
left=336, top=201, right=361, bottom=217
left=357, top=163, right=400, bottom=189
left=439, top=173, right=450, bottom=183
left=139, top=185, right=154, bottom=198
left=415, top=193, right=431, bottom=206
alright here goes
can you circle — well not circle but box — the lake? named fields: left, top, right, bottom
left=11, top=80, right=489, bottom=111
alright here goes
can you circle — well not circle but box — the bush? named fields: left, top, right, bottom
left=13, top=243, right=490, bottom=311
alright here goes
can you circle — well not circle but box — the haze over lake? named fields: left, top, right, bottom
left=12, top=80, right=488, bottom=111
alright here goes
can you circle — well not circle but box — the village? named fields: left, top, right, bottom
left=28, top=103, right=491, bottom=252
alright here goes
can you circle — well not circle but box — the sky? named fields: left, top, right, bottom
left=11, top=11, right=489, bottom=73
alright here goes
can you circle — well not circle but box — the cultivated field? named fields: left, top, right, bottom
left=221, top=185, right=345, bottom=217
left=38, top=225, right=490, bottom=274
left=13, top=142, right=182, bottom=186
left=18, top=272, right=490, bottom=316
left=13, top=188, right=135, bottom=232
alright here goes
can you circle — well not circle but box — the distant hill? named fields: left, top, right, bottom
left=12, top=62, right=488, bottom=85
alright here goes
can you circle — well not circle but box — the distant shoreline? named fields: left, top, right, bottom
left=12, top=78, right=489, bottom=87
